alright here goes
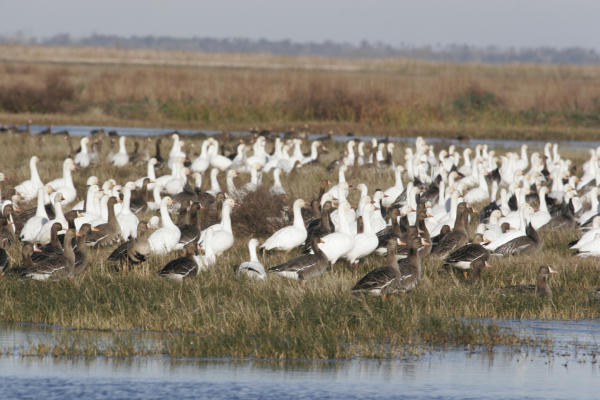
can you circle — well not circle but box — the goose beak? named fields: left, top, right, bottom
left=92, top=227, right=100, bottom=232
left=484, top=261, right=492, bottom=268
left=548, top=266, right=558, bottom=274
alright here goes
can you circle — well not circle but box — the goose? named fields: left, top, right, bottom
left=443, top=233, right=490, bottom=278
left=116, top=183, right=139, bottom=240
left=71, top=176, right=99, bottom=211
left=107, top=222, right=153, bottom=269
left=134, top=158, right=158, bottom=188
left=303, top=201, right=333, bottom=254
left=196, top=228, right=217, bottom=270
left=530, top=186, right=551, bottom=229
left=191, top=140, right=212, bottom=173
left=176, top=202, right=202, bottom=249
left=167, top=133, right=186, bottom=171
left=431, top=202, right=470, bottom=257
left=208, top=140, right=233, bottom=171
left=20, top=187, right=50, bottom=242
left=382, top=166, right=405, bottom=208
left=23, top=229, right=76, bottom=281
left=317, top=202, right=355, bottom=264
left=504, top=265, right=557, bottom=301
left=198, top=198, right=235, bottom=256
left=147, top=184, right=164, bottom=211
left=570, top=216, right=600, bottom=250
left=351, top=237, right=410, bottom=296
left=159, top=242, right=200, bottom=280
left=237, top=238, right=266, bottom=280
left=72, top=223, right=92, bottom=276
left=31, top=222, right=64, bottom=265
left=269, top=168, right=286, bottom=196
left=47, top=158, right=76, bottom=205
left=463, top=163, right=489, bottom=204
left=344, top=203, right=379, bottom=266
left=574, top=232, right=600, bottom=257
left=35, top=193, right=68, bottom=245
left=15, top=156, right=44, bottom=202
left=492, top=222, right=542, bottom=257
left=321, top=165, right=349, bottom=206
left=148, top=197, right=181, bottom=254
left=577, top=187, right=600, bottom=226
left=485, top=204, right=534, bottom=251
left=85, top=197, right=122, bottom=248
left=206, top=168, right=222, bottom=197
left=110, top=136, right=129, bottom=167
left=260, top=199, right=307, bottom=252
left=268, top=236, right=329, bottom=281
left=74, top=137, right=92, bottom=167
left=73, top=185, right=101, bottom=230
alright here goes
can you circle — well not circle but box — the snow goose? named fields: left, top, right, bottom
left=344, top=203, right=378, bottom=266
left=147, top=184, right=163, bottom=211
left=229, top=143, right=248, bottom=173
left=570, top=216, right=600, bottom=250
left=575, top=232, right=600, bottom=257
left=269, top=168, right=286, bottom=197
left=530, top=186, right=551, bottom=229
left=191, top=140, right=212, bottom=173
left=74, top=137, right=92, bottom=167
left=321, top=165, right=349, bottom=206
left=301, top=140, right=322, bottom=165
left=485, top=204, right=534, bottom=251
left=15, top=156, right=44, bottom=201
left=148, top=196, right=181, bottom=254
left=318, top=202, right=355, bottom=264
left=167, top=133, right=186, bottom=171
left=206, top=168, right=222, bottom=197
left=135, top=158, right=158, bottom=188
left=237, top=238, right=266, bottom=280
left=261, top=199, right=307, bottom=252
left=577, top=187, right=599, bottom=227
left=208, top=140, right=233, bottom=171
left=35, top=193, right=68, bottom=245
left=196, top=228, right=217, bottom=270
left=110, top=136, right=129, bottom=167
left=463, top=162, right=489, bottom=204
left=116, top=183, right=139, bottom=240
left=46, top=158, right=76, bottom=204
left=20, top=187, right=50, bottom=242
left=159, top=241, right=199, bottom=280
left=199, top=198, right=235, bottom=256
left=382, top=165, right=405, bottom=208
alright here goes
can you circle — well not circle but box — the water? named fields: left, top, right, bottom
left=14, top=123, right=600, bottom=150
left=1, top=321, right=600, bottom=399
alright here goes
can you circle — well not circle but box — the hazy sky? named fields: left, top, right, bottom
left=1, top=0, right=599, bottom=49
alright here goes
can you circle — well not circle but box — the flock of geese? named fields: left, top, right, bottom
left=1, top=129, right=599, bottom=300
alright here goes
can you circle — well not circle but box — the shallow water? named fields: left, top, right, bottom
left=1, top=321, right=600, bottom=399
left=18, top=123, right=600, bottom=150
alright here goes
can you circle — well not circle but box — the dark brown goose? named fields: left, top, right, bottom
left=177, top=202, right=202, bottom=247
left=158, top=242, right=199, bottom=280
left=492, top=223, right=542, bottom=257
left=352, top=237, right=422, bottom=296
left=72, top=223, right=92, bottom=276
left=431, top=224, right=451, bottom=247
left=505, top=265, right=557, bottom=300
left=431, top=202, right=470, bottom=256
left=303, top=201, right=332, bottom=254
left=23, top=230, right=76, bottom=281
left=85, top=197, right=121, bottom=248
left=269, top=237, right=329, bottom=281
left=443, top=233, right=491, bottom=278
left=107, top=222, right=152, bottom=269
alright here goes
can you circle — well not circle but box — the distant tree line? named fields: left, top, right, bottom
left=3, top=33, right=600, bottom=65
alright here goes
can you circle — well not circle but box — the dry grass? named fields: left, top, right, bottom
left=0, top=133, right=598, bottom=359
left=1, top=45, right=600, bottom=140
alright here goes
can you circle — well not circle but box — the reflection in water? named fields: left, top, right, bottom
left=1, top=321, right=600, bottom=399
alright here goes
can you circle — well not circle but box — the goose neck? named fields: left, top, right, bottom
left=249, top=241, right=259, bottom=262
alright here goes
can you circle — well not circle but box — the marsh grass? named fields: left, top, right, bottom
left=0, top=133, right=598, bottom=359
left=2, top=45, right=600, bottom=140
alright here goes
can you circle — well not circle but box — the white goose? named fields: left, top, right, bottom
left=148, top=197, right=181, bottom=254
left=19, top=187, right=50, bottom=242
left=15, top=156, right=44, bottom=201
left=47, top=158, right=76, bottom=205
left=318, top=202, right=355, bottom=264
left=135, top=158, right=158, bottom=188
left=191, top=140, right=212, bottom=173
left=196, top=229, right=217, bottom=270
left=199, top=198, right=235, bottom=256
left=167, top=133, right=186, bottom=171
left=237, top=238, right=266, bottom=280
left=269, top=168, right=286, bottom=196
left=382, top=165, right=405, bottom=208
left=530, top=186, right=551, bottom=229
left=110, top=136, right=129, bottom=167
left=209, top=140, right=233, bottom=171
left=344, top=202, right=378, bottom=266
left=35, top=192, right=68, bottom=245
left=571, top=216, right=600, bottom=250
left=74, top=137, right=92, bottom=167
left=117, top=183, right=139, bottom=240
left=206, top=168, right=222, bottom=197
left=260, top=199, right=307, bottom=252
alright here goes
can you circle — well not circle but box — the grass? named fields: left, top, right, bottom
left=0, top=133, right=598, bottom=359
left=1, top=44, right=600, bottom=141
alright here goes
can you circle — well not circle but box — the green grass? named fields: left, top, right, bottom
left=0, top=133, right=598, bottom=359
